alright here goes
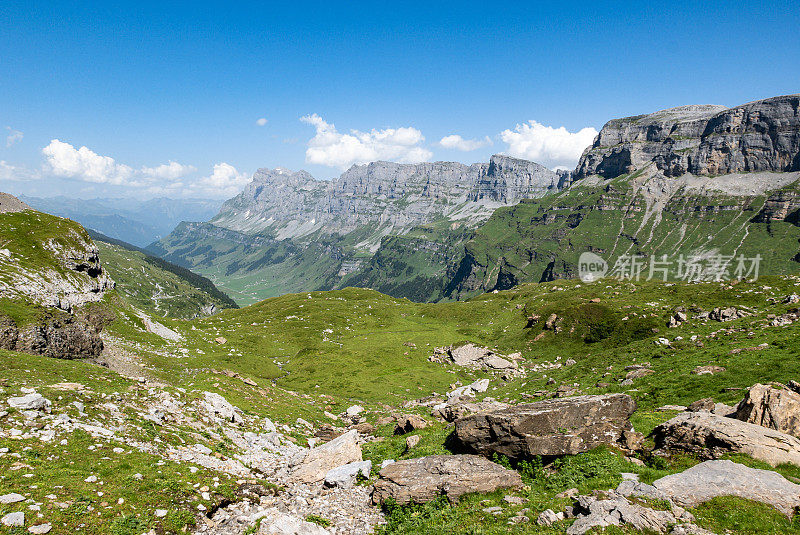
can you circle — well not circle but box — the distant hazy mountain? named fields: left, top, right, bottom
left=20, top=196, right=222, bottom=247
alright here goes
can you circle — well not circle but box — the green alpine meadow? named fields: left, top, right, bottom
left=2, top=3, right=800, bottom=534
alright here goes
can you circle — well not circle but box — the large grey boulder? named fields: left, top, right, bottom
left=324, top=460, right=371, bottom=489
left=734, top=383, right=800, bottom=437
left=653, top=460, right=800, bottom=516
left=371, top=454, right=522, bottom=505
left=442, top=343, right=516, bottom=370
left=454, top=394, right=636, bottom=459
left=7, top=393, right=51, bottom=412
left=290, top=430, right=362, bottom=484
left=652, top=412, right=800, bottom=466
left=432, top=398, right=510, bottom=423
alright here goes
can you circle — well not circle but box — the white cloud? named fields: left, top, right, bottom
left=499, top=121, right=598, bottom=169
left=256, top=118, right=268, bottom=126
left=34, top=139, right=248, bottom=199
left=0, top=160, right=40, bottom=181
left=300, top=114, right=433, bottom=169
left=439, top=134, right=492, bottom=152
left=42, top=139, right=136, bottom=185
left=141, top=161, right=196, bottom=180
left=5, top=127, right=23, bottom=147
left=190, top=163, right=251, bottom=198
left=41, top=139, right=200, bottom=188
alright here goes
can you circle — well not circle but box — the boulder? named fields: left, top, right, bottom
left=442, top=344, right=516, bottom=371
left=1, top=512, right=24, bottom=527
left=0, top=493, right=25, bottom=504
left=653, top=460, right=800, bottom=516
left=652, top=412, right=800, bottom=466
left=199, top=392, right=242, bottom=423
left=454, top=394, right=636, bottom=460
left=734, top=383, right=800, bottom=437
left=567, top=495, right=683, bottom=535
left=290, top=429, right=362, bottom=484
left=394, top=415, right=427, bottom=435
left=371, top=454, right=522, bottom=505
left=324, top=460, right=371, bottom=489
left=692, top=365, right=726, bottom=376
left=7, top=393, right=51, bottom=412
left=536, top=509, right=564, bottom=526
left=447, top=378, right=490, bottom=400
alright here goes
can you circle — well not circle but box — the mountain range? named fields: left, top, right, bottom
left=149, top=155, right=568, bottom=303
left=150, top=94, right=800, bottom=305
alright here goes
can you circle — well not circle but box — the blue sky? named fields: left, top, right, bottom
left=1, top=0, right=798, bottom=198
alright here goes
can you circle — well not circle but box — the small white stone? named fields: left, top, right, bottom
left=84, top=475, right=97, bottom=483
left=1, top=511, right=24, bottom=527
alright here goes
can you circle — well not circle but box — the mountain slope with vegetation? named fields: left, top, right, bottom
left=443, top=95, right=800, bottom=299
left=149, top=156, right=566, bottom=305
left=88, top=230, right=238, bottom=318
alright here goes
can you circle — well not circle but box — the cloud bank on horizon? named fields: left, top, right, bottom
left=31, top=139, right=248, bottom=198
left=300, top=115, right=597, bottom=171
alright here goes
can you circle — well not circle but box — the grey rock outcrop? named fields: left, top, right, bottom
left=734, top=383, right=800, bottom=437
left=0, top=192, right=31, bottom=213
left=290, top=430, right=362, bottom=484
left=0, top=206, right=114, bottom=311
left=255, top=508, right=331, bottom=534
left=454, top=394, right=637, bottom=460
left=653, top=460, right=800, bottom=516
left=575, top=95, right=800, bottom=179
left=567, top=494, right=685, bottom=535
left=0, top=313, right=104, bottom=360
left=652, top=411, right=800, bottom=466
left=371, top=454, right=522, bottom=505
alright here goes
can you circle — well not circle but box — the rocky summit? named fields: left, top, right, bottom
left=150, top=155, right=566, bottom=304
left=575, top=94, right=800, bottom=179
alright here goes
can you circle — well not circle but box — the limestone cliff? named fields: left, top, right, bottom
left=576, top=95, right=800, bottom=179
left=0, top=197, right=114, bottom=311
left=211, top=155, right=562, bottom=240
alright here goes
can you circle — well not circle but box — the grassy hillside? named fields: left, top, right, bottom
left=4, top=267, right=800, bottom=533
left=5, top=206, right=800, bottom=534
left=445, top=173, right=800, bottom=299
left=89, top=230, right=237, bottom=318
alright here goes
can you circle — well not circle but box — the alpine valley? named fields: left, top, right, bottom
left=151, top=95, right=800, bottom=305
left=2, top=94, right=800, bottom=535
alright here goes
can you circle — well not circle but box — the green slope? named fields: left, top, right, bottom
left=445, top=173, right=800, bottom=299
left=88, top=229, right=237, bottom=318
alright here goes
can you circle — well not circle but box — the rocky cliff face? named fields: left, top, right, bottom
left=211, top=155, right=562, bottom=240
left=576, top=95, right=800, bottom=179
left=0, top=201, right=115, bottom=311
